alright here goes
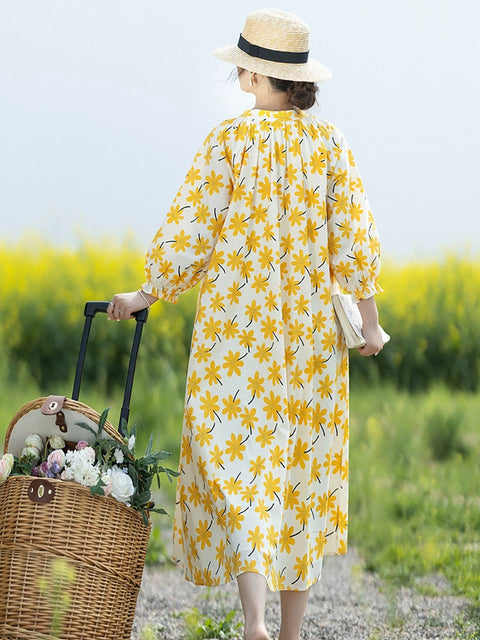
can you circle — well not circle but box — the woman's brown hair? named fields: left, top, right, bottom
left=268, top=77, right=318, bottom=110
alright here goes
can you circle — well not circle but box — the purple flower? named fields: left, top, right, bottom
left=51, top=462, right=61, bottom=475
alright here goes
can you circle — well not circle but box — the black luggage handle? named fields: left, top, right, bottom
left=72, top=301, right=149, bottom=435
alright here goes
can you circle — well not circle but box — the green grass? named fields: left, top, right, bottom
left=349, top=384, right=480, bottom=630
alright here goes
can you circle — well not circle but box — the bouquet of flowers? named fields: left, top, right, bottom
left=0, top=409, right=178, bottom=525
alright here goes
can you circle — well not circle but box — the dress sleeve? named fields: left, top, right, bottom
left=141, top=125, right=233, bottom=303
left=326, top=129, right=382, bottom=302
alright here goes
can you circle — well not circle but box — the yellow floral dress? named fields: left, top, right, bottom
left=142, top=109, right=381, bottom=591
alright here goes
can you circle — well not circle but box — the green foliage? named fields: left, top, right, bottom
left=349, top=385, right=480, bottom=612
left=179, top=607, right=242, bottom=640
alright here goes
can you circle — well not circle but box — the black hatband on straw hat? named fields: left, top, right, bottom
left=237, top=34, right=309, bottom=65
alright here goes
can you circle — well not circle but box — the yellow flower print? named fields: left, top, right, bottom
left=166, top=204, right=187, bottom=224
left=279, top=524, right=295, bottom=553
left=336, top=261, right=354, bottom=280
left=293, top=553, right=310, bottom=580
left=284, top=482, right=300, bottom=508
left=208, top=478, right=225, bottom=503
left=241, top=559, right=258, bottom=573
left=289, top=205, right=305, bottom=226
left=263, top=390, right=283, bottom=421
left=353, top=249, right=369, bottom=270
left=256, top=426, right=276, bottom=447
left=280, top=232, right=294, bottom=255
left=350, top=201, right=364, bottom=222
left=204, top=361, right=222, bottom=386
left=187, top=371, right=202, bottom=397
left=292, top=439, right=311, bottom=470
left=330, top=506, right=348, bottom=534
left=223, top=318, right=240, bottom=340
left=240, top=406, right=258, bottom=432
left=313, top=531, right=327, bottom=558
left=229, top=212, right=248, bottom=236
left=295, top=501, right=311, bottom=529
left=249, top=455, right=266, bottom=478
left=245, top=230, right=261, bottom=253
left=184, top=406, right=195, bottom=430
left=209, top=292, right=226, bottom=313
left=240, top=259, right=255, bottom=281
left=227, top=504, right=246, bottom=531
left=263, top=471, right=281, bottom=502
left=254, top=342, right=274, bottom=364
left=188, top=482, right=202, bottom=507
left=181, top=435, right=193, bottom=465
left=341, top=459, right=348, bottom=481
left=186, top=188, right=203, bottom=207
left=270, top=445, right=284, bottom=469
left=193, top=344, right=212, bottom=364
left=288, top=364, right=304, bottom=390
left=239, top=328, right=256, bottom=351
left=321, top=328, right=336, bottom=351
left=209, top=249, right=225, bottom=273
left=203, top=317, right=222, bottom=341
left=332, top=452, right=343, bottom=476
left=288, top=319, right=305, bottom=345
left=264, top=291, right=279, bottom=312
left=273, top=141, right=286, bottom=165
left=241, top=483, right=259, bottom=505
left=260, top=316, right=278, bottom=341
left=195, top=422, right=214, bottom=447
left=185, top=167, right=202, bottom=185
left=225, top=433, right=247, bottom=461
left=284, top=346, right=296, bottom=367
left=247, top=526, right=265, bottom=551
left=263, top=155, right=273, bottom=173
left=284, top=276, right=300, bottom=297
left=234, top=121, right=248, bottom=141
left=226, top=282, right=242, bottom=305
left=231, top=182, right=247, bottom=203
left=223, top=475, right=243, bottom=495
left=192, top=235, right=210, bottom=256
left=309, top=148, right=327, bottom=175
left=305, top=188, right=321, bottom=208
left=285, top=163, right=298, bottom=185
left=247, top=371, right=265, bottom=400
left=291, top=250, right=309, bottom=274
left=289, top=138, right=302, bottom=157
left=328, top=232, right=341, bottom=256
left=209, top=444, right=224, bottom=470
left=252, top=273, right=269, bottom=294
left=338, top=539, right=348, bottom=555
left=266, top=525, right=279, bottom=547
left=309, top=456, right=323, bottom=483
left=257, top=176, right=271, bottom=200
left=205, top=170, right=225, bottom=195
left=222, top=350, right=244, bottom=377
left=318, top=490, right=337, bottom=517
left=255, top=499, right=271, bottom=522
left=258, top=246, right=275, bottom=270
left=294, top=294, right=310, bottom=316
left=200, top=390, right=220, bottom=421
left=222, top=392, right=242, bottom=420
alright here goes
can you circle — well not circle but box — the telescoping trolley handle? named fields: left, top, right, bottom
left=72, top=301, right=149, bottom=435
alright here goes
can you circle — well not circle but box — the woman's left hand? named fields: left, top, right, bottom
left=107, top=291, right=154, bottom=321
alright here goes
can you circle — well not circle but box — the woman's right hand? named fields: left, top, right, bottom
left=107, top=290, right=157, bottom=321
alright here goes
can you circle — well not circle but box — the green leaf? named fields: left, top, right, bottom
left=98, top=408, right=110, bottom=436
left=75, top=421, right=98, bottom=439
left=145, top=434, right=153, bottom=457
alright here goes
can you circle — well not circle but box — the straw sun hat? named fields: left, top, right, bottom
left=213, top=8, right=331, bottom=83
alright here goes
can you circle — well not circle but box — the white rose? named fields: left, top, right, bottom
left=25, top=434, right=44, bottom=451
left=114, top=448, right=124, bottom=464
left=49, top=435, right=66, bottom=450
left=20, top=446, right=41, bottom=464
left=2, top=453, right=14, bottom=474
left=106, top=465, right=135, bottom=504
left=128, top=435, right=136, bottom=451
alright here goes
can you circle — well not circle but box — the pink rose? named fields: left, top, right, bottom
left=101, top=475, right=113, bottom=497
left=47, top=449, right=66, bottom=469
left=0, top=458, right=11, bottom=484
left=75, top=441, right=89, bottom=450
left=83, top=447, right=96, bottom=463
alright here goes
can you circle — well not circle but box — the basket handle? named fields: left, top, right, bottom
left=72, top=301, right=148, bottom=435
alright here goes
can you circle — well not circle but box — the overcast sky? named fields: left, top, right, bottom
left=1, top=0, right=479, bottom=261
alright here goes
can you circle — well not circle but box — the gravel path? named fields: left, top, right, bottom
left=131, top=548, right=475, bottom=639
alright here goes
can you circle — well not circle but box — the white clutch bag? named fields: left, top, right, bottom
left=332, top=293, right=390, bottom=350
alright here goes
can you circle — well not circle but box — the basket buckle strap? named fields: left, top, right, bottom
left=28, top=478, right=56, bottom=504
left=41, top=395, right=66, bottom=415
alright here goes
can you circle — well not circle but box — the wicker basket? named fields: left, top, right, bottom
left=0, top=397, right=152, bottom=640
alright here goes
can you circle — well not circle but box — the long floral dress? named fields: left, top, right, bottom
left=142, top=108, right=381, bottom=591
